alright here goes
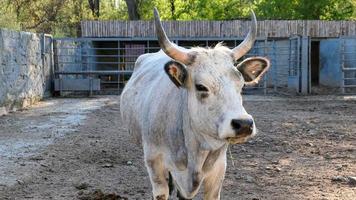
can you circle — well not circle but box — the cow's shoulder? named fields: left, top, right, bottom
left=133, top=51, right=168, bottom=72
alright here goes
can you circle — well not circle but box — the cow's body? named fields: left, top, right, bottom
left=120, top=8, right=270, bottom=200
left=121, top=49, right=230, bottom=199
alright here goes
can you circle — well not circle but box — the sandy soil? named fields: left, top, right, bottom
left=0, top=95, right=355, bottom=200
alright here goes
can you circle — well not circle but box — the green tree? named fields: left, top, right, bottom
left=0, top=0, right=355, bottom=37
left=255, top=0, right=354, bottom=20
left=295, top=0, right=353, bottom=20
left=0, top=1, right=21, bottom=30
left=255, top=0, right=298, bottom=19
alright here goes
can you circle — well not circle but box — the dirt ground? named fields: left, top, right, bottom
left=0, top=95, right=355, bottom=200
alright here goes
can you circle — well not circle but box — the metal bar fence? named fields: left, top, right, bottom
left=54, top=37, right=274, bottom=95
left=340, top=37, right=356, bottom=94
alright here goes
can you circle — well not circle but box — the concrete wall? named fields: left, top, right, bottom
left=0, top=29, right=52, bottom=115
left=319, top=39, right=342, bottom=87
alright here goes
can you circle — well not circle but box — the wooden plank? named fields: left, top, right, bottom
left=81, top=20, right=356, bottom=38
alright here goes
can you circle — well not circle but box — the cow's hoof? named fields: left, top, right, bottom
left=155, top=194, right=167, bottom=200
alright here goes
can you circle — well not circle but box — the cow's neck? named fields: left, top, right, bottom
left=182, top=127, right=227, bottom=171
left=181, top=93, right=227, bottom=171
left=176, top=125, right=227, bottom=195
left=169, top=92, right=228, bottom=195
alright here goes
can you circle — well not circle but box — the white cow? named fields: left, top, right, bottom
left=120, top=8, right=270, bottom=200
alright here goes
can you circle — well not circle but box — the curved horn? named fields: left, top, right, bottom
left=154, top=8, right=194, bottom=65
left=232, top=10, right=257, bottom=60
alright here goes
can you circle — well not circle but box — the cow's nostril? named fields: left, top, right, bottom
left=231, top=118, right=254, bottom=134
left=231, top=119, right=242, bottom=130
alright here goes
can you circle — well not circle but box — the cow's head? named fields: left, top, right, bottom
left=154, top=8, right=270, bottom=148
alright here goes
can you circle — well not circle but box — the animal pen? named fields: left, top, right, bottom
left=53, top=20, right=356, bottom=95
left=1, top=20, right=356, bottom=200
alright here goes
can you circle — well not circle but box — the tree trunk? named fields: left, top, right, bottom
left=88, top=0, right=100, bottom=18
left=125, top=0, right=140, bottom=20
left=170, top=0, right=176, bottom=20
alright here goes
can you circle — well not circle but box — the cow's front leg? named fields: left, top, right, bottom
left=203, top=157, right=226, bottom=200
left=145, top=154, right=169, bottom=200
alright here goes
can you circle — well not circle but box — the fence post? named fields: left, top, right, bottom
left=300, top=36, right=310, bottom=94
left=340, top=38, right=345, bottom=94
left=272, top=40, right=277, bottom=92
left=263, top=38, right=267, bottom=95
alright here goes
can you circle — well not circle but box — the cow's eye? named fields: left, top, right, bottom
left=195, top=84, right=209, bottom=92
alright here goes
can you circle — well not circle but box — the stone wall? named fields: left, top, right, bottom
left=0, top=29, right=52, bottom=115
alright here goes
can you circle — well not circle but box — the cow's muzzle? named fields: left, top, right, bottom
left=227, top=118, right=254, bottom=144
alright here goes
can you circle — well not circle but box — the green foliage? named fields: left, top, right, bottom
left=256, top=0, right=298, bottom=19
left=137, top=0, right=253, bottom=20
left=100, top=0, right=128, bottom=20
left=0, top=0, right=354, bottom=37
left=0, top=1, right=21, bottom=31
left=0, top=0, right=129, bottom=37
left=256, top=0, right=354, bottom=20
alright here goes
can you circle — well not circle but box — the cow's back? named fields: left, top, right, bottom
left=120, top=51, right=185, bottom=148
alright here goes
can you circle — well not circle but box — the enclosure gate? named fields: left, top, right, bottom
left=267, top=36, right=304, bottom=93
left=41, top=34, right=54, bottom=96
left=54, top=37, right=270, bottom=95
left=340, top=37, right=356, bottom=94
left=54, top=38, right=138, bottom=95
left=289, top=36, right=302, bottom=93
left=53, top=37, right=310, bottom=95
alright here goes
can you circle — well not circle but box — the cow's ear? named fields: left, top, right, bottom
left=164, top=61, right=188, bottom=88
left=236, top=57, right=270, bottom=86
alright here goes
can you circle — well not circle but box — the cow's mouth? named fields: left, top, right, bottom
left=226, top=127, right=254, bottom=144
left=226, top=135, right=250, bottom=144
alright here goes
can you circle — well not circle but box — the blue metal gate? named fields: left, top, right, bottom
left=53, top=37, right=270, bottom=95
left=340, top=37, right=356, bottom=94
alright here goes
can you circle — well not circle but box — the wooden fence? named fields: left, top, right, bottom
left=81, top=20, right=356, bottom=38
